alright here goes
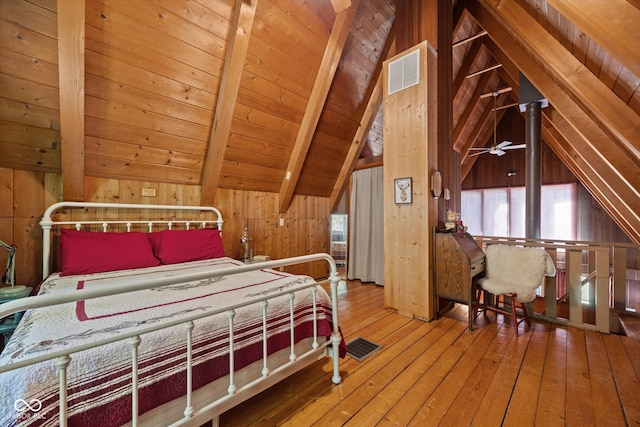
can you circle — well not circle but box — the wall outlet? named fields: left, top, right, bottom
left=141, top=188, right=157, bottom=197
left=279, top=218, right=285, bottom=226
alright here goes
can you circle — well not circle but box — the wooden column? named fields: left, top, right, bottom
left=383, top=42, right=438, bottom=320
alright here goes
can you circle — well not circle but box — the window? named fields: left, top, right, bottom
left=461, top=183, right=577, bottom=240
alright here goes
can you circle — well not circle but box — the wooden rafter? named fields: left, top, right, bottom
left=200, top=0, right=257, bottom=206
left=329, top=29, right=396, bottom=212
left=476, top=0, right=639, bottom=162
left=453, top=39, right=484, bottom=98
left=57, top=0, right=85, bottom=201
left=547, top=0, right=640, bottom=79
left=452, top=30, right=487, bottom=48
left=466, top=63, right=502, bottom=79
left=484, top=39, right=520, bottom=92
left=330, top=0, right=351, bottom=13
left=453, top=68, right=493, bottom=150
left=328, top=73, right=382, bottom=211
left=278, top=0, right=360, bottom=213
left=468, top=0, right=640, bottom=241
left=453, top=0, right=467, bottom=34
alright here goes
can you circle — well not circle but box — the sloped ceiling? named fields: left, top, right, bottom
left=459, top=0, right=640, bottom=242
left=0, top=0, right=638, bottom=240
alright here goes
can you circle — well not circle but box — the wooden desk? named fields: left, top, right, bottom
left=434, top=232, right=485, bottom=330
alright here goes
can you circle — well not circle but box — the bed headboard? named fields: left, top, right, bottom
left=39, top=202, right=224, bottom=279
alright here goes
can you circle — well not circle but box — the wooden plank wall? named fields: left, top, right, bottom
left=0, top=169, right=331, bottom=288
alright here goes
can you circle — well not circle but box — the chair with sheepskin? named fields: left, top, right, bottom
left=474, top=244, right=556, bottom=336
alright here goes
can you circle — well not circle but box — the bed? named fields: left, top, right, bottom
left=0, top=202, right=344, bottom=427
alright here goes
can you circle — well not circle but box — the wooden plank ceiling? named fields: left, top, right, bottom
left=0, top=0, right=638, bottom=240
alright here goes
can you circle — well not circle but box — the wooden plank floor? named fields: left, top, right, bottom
left=219, top=280, right=640, bottom=426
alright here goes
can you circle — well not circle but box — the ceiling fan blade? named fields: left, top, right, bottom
left=502, top=144, right=526, bottom=150
left=469, top=147, right=489, bottom=150
left=496, top=140, right=512, bottom=149
left=494, top=149, right=507, bottom=156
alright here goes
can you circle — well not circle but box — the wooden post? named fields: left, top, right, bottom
left=567, top=249, right=583, bottom=326
left=57, top=0, right=85, bottom=201
left=383, top=41, right=438, bottom=320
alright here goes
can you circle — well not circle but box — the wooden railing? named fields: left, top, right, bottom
left=473, top=236, right=640, bottom=334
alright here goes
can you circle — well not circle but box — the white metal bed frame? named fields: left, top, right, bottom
left=0, top=202, right=343, bottom=427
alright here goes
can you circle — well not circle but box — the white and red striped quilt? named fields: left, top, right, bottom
left=0, top=258, right=336, bottom=426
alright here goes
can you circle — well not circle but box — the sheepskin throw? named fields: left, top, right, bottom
left=478, top=245, right=557, bottom=303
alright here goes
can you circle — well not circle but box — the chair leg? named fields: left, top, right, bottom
left=520, top=299, right=531, bottom=327
left=474, top=288, right=532, bottom=337
left=509, top=294, right=532, bottom=336
left=509, top=294, right=519, bottom=336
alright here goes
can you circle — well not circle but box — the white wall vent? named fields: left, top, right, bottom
left=387, top=49, right=420, bottom=95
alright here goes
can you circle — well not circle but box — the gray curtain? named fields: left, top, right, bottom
left=347, top=166, right=384, bottom=286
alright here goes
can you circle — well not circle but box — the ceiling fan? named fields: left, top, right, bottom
left=469, top=89, right=526, bottom=157
left=469, top=140, right=525, bottom=157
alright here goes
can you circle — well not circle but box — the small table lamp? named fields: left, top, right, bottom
left=0, top=240, right=26, bottom=296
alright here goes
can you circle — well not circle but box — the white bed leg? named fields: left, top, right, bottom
left=288, top=293, right=296, bottom=362
left=184, top=321, right=195, bottom=418
left=227, top=310, right=237, bottom=395
left=55, top=355, right=71, bottom=427
left=261, top=301, right=270, bottom=377
left=312, top=286, right=318, bottom=350
left=329, top=277, right=343, bottom=384
left=129, top=336, right=141, bottom=426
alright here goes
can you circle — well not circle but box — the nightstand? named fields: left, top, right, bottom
left=0, top=286, right=33, bottom=349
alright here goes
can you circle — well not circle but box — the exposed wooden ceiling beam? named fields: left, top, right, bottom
left=475, top=0, right=639, bottom=162
left=329, top=73, right=383, bottom=212
left=329, top=27, right=395, bottom=212
left=466, top=63, right=502, bottom=79
left=453, top=69, right=494, bottom=149
left=452, top=30, right=487, bottom=48
left=484, top=39, right=520, bottom=96
left=330, top=0, right=351, bottom=13
left=57, top=0, right=85, bottom=201
left=200, top=0, right=257, bottom=206
left=453, top=0, right=467, bottom=34
left=452, top=39, right=484, bottom=97
left=279, top=0, right=360, bottom=213
left=468, top=0, right=640, bottom=242
left=547, top=0, right=640, bottom=79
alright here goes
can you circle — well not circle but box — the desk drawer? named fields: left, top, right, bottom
left=471, top=260, right=485, bottom=276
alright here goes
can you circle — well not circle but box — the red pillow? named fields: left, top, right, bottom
left=149, top=228, right=225, bottom=265
left=59, top=229, right=161, bottom=276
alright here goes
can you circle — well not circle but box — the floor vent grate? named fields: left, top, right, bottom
left=346, top=337, right=382, bottom=361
